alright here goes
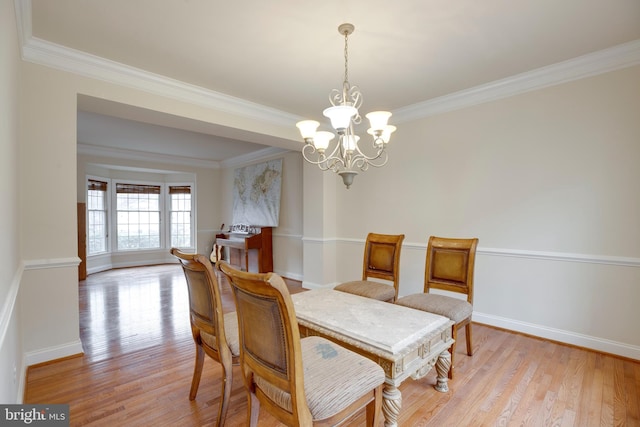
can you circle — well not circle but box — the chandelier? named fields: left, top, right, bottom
left=296, top=23, right=396, bottom=189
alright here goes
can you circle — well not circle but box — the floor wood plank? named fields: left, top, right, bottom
left=24, top=264, right=640, bottom=426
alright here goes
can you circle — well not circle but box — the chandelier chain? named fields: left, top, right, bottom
left=343, top=29, right=349, bottom=84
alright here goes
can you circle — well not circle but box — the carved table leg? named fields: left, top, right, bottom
left=434, top=350, right=451, bottom=392
left=382, top=384, right=402, bottom=427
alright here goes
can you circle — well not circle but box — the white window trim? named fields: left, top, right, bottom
left=86, top=175, right=197, bottom=255
left=166, top=182, right=196, bottom=252
left=86, top=175, right=111, bottom=256
left=111, top=179, right=165, bottom=252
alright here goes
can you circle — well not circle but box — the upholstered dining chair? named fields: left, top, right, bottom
left=216, top=261, right=385, bottom=427
left=170, top=248, right=240, bottom=427
left=395, top=236, right=478, bottom=379
left=334, top=232, right=405, bottom=302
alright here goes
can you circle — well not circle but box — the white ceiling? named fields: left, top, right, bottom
left=24, top=0, right=640, bottom=164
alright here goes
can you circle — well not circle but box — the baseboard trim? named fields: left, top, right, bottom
left=16, top=362, right=26, bottom=404
left=277, top=271, right=303, bottom=282
left=87, top=263, right=113, bottom=275
left=111, top=257, right=174, bottom=270
left=24, top=340, right=84, bottom=367
left=473, top=312, right=640, bottom=361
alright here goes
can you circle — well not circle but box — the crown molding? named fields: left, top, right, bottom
left=21, top=36, right=301, bottom=127
left=15, top=0, right=640, bottom=125
left=16, top=0, right=299, bottom=128
left=220, top=147, right=290, bottom=168
left=77, top=143, right=221, bottom=169
left=13, top=0, right=30, bottom=48
left=77, top=143, right=288, bottom=170
left=393, top=39, right=640, bottom=122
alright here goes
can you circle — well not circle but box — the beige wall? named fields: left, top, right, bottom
left=337, top=66, right=640, bottom=254
left=328, top=65, right=640, bottom=357
left=0, top=0, right=24, bottom=404
left=18, top=63, right=86, bottom=369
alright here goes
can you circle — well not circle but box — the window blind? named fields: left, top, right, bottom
left=115, top=183, right=161, bottom=194
left=88, top=179, right=108, bottom=192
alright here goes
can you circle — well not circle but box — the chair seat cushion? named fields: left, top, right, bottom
left=334, top=280, right=395, bottom=302
left=396, top=293, right=472, bottom=324
left=200, top=311, right=240, bottom=356
left=255, top=336, right=385, bottom=421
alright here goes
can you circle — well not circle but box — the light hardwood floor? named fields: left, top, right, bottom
left=24, top=264, right=640, bottom=426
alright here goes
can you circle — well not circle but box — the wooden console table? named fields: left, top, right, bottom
left=292, top=289, right=454, bottom=427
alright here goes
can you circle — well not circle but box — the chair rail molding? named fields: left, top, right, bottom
left=23, top=257, right=81, bottom=270
left=0, top=262, right=23, bottom=359
left=478, top=247, right=640, bottom=268
left=334, top=237, right=640, bottom=268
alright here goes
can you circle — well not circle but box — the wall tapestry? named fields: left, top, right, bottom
left=232, top=158, right=282, bottom=227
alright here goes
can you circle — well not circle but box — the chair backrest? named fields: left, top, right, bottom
left=424, top=236, right=478, bottom=304
left=170, top=248, right=230, bottom=357
left=216, top=261, right=312, bottom=425
left=362, top=232, right=404, bottom=285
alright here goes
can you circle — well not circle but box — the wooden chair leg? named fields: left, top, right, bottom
left=248, top=391, right=260, bottom=427
left=189, top=344, right=205, bottom=400
left=365, top=385, right=383, bottom=427
left=448, top=325, right=457, bottom=380
left=466, top=322, right=473, bottom=356
left=216, top=362, right=233, bottom=426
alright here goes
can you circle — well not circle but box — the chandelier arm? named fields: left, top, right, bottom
left=326, top=157, right=347, bottom=173
left=301, top=137, right=344, bottom=163
left=301, top=143, right=346, bottom=171
left=329, top=84, right=362, bottom=114
left=348, top=86, right=363, bottom=118
left=349, top=150, right=389, bottom=170
left=352, top=156, right=369, bottom=172
left=323, top=138, right=345, bottom=163
left=350, top=138, right=387, bottom=162
left=301, top=146, right=330, bottom=170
